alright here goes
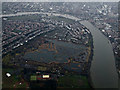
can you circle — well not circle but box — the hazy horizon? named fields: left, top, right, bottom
left=1, top=0, right=120, bottom=2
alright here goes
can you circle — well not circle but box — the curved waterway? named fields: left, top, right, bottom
left=1, top=12, right=118, bottom=88
left=80, top=20, right=118, bottom=88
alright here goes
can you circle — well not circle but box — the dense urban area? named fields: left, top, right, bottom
left=1, top=2, right=120, bottom=89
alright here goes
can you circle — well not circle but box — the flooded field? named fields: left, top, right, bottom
left=23, top=40, right=86, bottom=63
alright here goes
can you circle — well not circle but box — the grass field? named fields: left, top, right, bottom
left=57, top=75, right=90, bottom=88
left=2, top=68, right=28, bottom=88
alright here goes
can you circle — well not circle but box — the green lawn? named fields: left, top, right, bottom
left=2, top=68, right=27, bottom=88
left=2, top=68, right=20, bottom=88
left=57, top=75, right=90, bottom=88
left=2, top=54, right=13, bottom=65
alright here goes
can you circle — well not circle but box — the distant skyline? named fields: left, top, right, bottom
left=1, top=0, right=120, bottom=2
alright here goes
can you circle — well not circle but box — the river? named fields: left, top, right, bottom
left=1, top=12, right=118, bottom=88
left=80, top=20, right=118, bottom=88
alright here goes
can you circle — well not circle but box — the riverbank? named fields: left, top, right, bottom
left=81, top=20, right=118, bottom=88
left=2, top=11, right=118, bottom=88
left=2, top=27, right=93, bottom=89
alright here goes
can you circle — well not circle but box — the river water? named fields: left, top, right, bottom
left=81, top=20, right=118, bottom=88
left=1, top=12, right=118, bottom=88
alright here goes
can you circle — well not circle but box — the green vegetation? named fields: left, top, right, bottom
left=16, top=82, right=27, bottom=88
left=2, top=12, right=92, bottom=89
left=12, top=29, right=23, bottom=33
left=87, top=34, right=93, bottom=47
left=30, top=75, right=37, bottom=81
left=3, top=68, right=28, bottom=88
left=2, top=54, right=12, bottom=65
left=37, top=66, right=47, bottom=71
left=51, top=16, right=75, bottom=24
left=2, top=69, right=21, bottom=88
left=57, top=75, right=90, bottom=88
left=7, top=14, right=42, bottom=21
